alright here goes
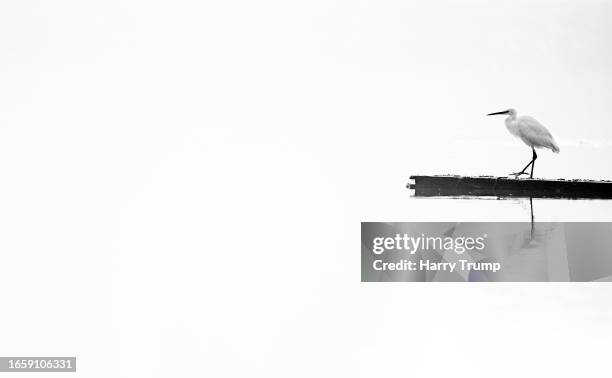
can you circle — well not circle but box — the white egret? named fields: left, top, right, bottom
left=487, top=108, right=560, bottom=178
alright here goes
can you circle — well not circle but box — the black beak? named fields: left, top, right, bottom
left=487, top=110, right=509, bottom=116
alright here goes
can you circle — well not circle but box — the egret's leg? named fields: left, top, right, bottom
left=529, top=148, right=537, bottom=178
left=511, top=156, right=535, bottom=177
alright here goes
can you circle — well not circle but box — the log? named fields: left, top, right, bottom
left=407, top=175, right=612, bottom=199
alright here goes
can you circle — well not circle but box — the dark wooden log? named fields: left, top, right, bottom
left=407, top=175, right=612, bottom=199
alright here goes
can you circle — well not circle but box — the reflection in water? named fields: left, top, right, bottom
left=363, top=219, right=612, bottom=282
left=530, top=197, right=534, bottom=241
left=397, top=188, right=612, bottom=281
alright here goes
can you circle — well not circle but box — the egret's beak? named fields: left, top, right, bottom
left=487, top=110, right=509, bottom=116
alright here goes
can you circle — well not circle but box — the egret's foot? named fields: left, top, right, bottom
left=510, top=171, right=528, bottom=179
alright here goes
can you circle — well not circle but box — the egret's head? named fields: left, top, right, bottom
left=487, top=108, right=516, bottom=117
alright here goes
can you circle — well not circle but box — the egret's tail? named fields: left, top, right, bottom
left=551, top=141, right=560, bottom=153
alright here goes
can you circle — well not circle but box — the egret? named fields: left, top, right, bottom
left=487, top=108, right=560, bottom=178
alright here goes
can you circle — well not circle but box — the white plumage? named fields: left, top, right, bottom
left=487, top=108, right=559, bottom=178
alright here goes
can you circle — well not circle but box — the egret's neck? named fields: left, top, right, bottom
left=505, top=113, right=517, bottom=127
left=505, top=114, right=519, bottom=136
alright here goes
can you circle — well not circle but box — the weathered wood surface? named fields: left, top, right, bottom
left=408, top=175, right=612, bottom=199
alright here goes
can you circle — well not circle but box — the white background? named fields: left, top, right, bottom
left=1, top=0, right=612, bottom=376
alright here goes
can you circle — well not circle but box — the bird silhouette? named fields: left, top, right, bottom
left=488, top=108, right=559, bottom=178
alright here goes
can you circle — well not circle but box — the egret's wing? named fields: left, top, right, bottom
left=517, top=116, right=559, bottom=151
left=518, top=116, right=553, bottom=138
